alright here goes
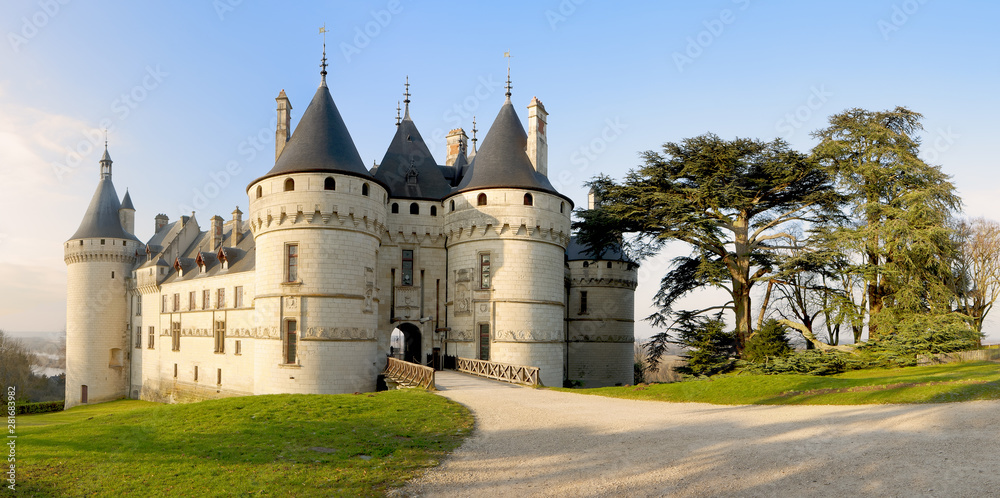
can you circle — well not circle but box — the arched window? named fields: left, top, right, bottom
left=362, top=183, right=369, bottom=196
left=324, top=177, right=336, bottom=190
left=523, top=193, right=533, bottom=206
left=430, top=206, right=437, bottom=216
left=607, top=261, right=613, bottom=269
left=450, top=200, right=455, bottom=211
left=256, top=185, right=262, bottom=199
left=582, top=261, right=589, bottom=268
left=284, top=178, right=294, bottom=191
left=391, top=203, right=399, bottom=214
left=477, top=193, right=487, bottom=206
left=410, top=203, right=419, bottom=215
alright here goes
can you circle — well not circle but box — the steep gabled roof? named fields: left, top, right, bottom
left=453, top=99, right=567, bottom=202
left=68, top=177, right=139, bottom=241
left=374, top=116, right=453, bottom=200
left=250, top=83, right=375, bottom=186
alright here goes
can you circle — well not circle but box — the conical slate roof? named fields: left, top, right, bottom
left=68, top=177, right=139, bottom=241
left=251, top=84, right=373, bottom=184
left=374, top=116, right=453, bottom=200
left=120, top=189, right=135, bottom=210
left=454, top=100, right=566, bottom=201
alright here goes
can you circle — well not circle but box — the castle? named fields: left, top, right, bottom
left=63, top=55, right=637, bottom=408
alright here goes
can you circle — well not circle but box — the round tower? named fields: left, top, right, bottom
left=246, top=60, right=387, bottom=395
left=64, top=145, right=140, bottom=408
left=444, top=90, right=572, bottom=387
left=566, top=240, right=638, bottom=387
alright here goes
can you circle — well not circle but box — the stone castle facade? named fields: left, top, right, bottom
left=63, top=58, right=637, bottom=408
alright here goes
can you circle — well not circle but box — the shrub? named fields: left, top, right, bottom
left=17, top=400, right=64, bottom=415
left=674, top=318, right=737, bottom=377
left=742, top=319, right=792, bottom=363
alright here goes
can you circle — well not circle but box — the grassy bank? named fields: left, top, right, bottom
left=561, top=362, right=1000, bottom=405
left=13, top=390, right=472, bottom=496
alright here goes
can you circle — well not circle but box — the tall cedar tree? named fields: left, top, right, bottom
left=811, top=107, right=962, bottom=339
left=579, top=134, right=842, bottom=352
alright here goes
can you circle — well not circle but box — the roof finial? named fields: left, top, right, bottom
left=319, top=24, right=329, bottom=86
left=395, top=101, right=401, bottom=126
left=504, top=50, right=512, bottom=100
left=470, top=115, right=478, bottom=154
left=403, top=75, right=411, bottom=119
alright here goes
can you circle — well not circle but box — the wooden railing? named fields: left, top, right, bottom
left=384, top=357, right=436, bottom=390
left=456, top=357, right=541, bottom=386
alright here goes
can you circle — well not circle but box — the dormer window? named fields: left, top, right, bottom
left=406, top=166, right=418, bottom=185
left=173, top=258, right=183, bottom=277
left=284, top=178, right=295, bottom=191
left=196, top=253, right=207, bottom=274
left=217, top=247, right=229, bottom=270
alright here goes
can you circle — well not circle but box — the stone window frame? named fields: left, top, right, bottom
left=148, top=326, right=155, bottom=350
left=234, top=286, right=244, bottom=308
left=202, top=289, right=211, bottom=310
left=284, top=177, right=295, bottom=191
left=401, top=249, right=414, bottom=286
left=171, top=322, right=181, bottom=352
left=479, top=252, right=491, bottom=290
left=214, top=320, right=226, bottom=354
left=216, top=288, right=225, bottom=309
left=283, top=319, right=299, bottom=365
left=286, top=243, right=299, bottom=283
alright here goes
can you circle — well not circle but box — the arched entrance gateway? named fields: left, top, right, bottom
left=390, top=322, right=422, bottom=364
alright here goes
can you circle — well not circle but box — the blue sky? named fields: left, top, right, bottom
left=2, top=1, right=998, bottom=342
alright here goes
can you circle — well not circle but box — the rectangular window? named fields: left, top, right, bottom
left=401, top=250, right=414, bottom=286
left=172, top=293, right=180, bottom=312
left=214, top=320, right=226, bottom=354
left=173, top=363, right=177, bottom=378
left=194, top=365, right=199, bottom=382
left=480, top=253, right=491, bottom=289
left=287, top=244, right=298, bottom=282
left=235, top=286, right=244, bottom=308
left=216, top=288, right=225, bottom=309
left=135, top=326, right=141, bottom=349
left=81, top=385, right=88, bottom=403
left=189, top=291, right=196, bottom=310
left=148, top=326, right=155, bottom=349
left=217, top=368, right=222, bottom=385
left=162, top=295, right=168, bottom=313
left=235, top=340, right=242, bottom=355
left=580, top=291, right=588, bottom=315
left=171, top=322, right=181, bottom=351
left=479, top=323, right=490, bottom=361
left=203, top=289, right=210, bottom=310
left=136, top=295, right=141, bottom=315
left=285, top=319, right=298, bottom=364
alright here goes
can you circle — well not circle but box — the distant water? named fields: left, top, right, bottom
left=32, top=366, right=65, bottom=377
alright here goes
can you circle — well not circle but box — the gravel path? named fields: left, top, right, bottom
left=399, top=371, right=1000, bottom=497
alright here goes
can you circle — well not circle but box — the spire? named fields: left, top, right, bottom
left=403, top=75, right=411, bottom=120
left=504, top=50, right=512, bottom=101
left=120, top=189, right=135, bottom=211
left=395, top=101, right=401, bottom=126
left=319, top=25, right=329, bottom=87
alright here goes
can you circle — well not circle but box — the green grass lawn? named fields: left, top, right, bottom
left=560, top=361, right=1000, bottom=405
left=11, top=390, right=472, bottom=497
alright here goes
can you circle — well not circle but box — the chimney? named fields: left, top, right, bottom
left=154, top=213, right=169, bottom=233
left=527, top=97, right=548, bottom=177
left=445, top=128, right=467, bottom=166
left=209, top=215, right=224, bottom=252
left=231, top=207, right=243, bottom=246
left=275, top=90, right=292, bottom=161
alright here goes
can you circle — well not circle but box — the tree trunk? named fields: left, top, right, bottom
left=731, top=213, right=753, bottom=353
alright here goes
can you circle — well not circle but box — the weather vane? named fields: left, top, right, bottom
left=319, top=24, right=328, bottom=83
left=504, top=50, right=512, bottom=98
